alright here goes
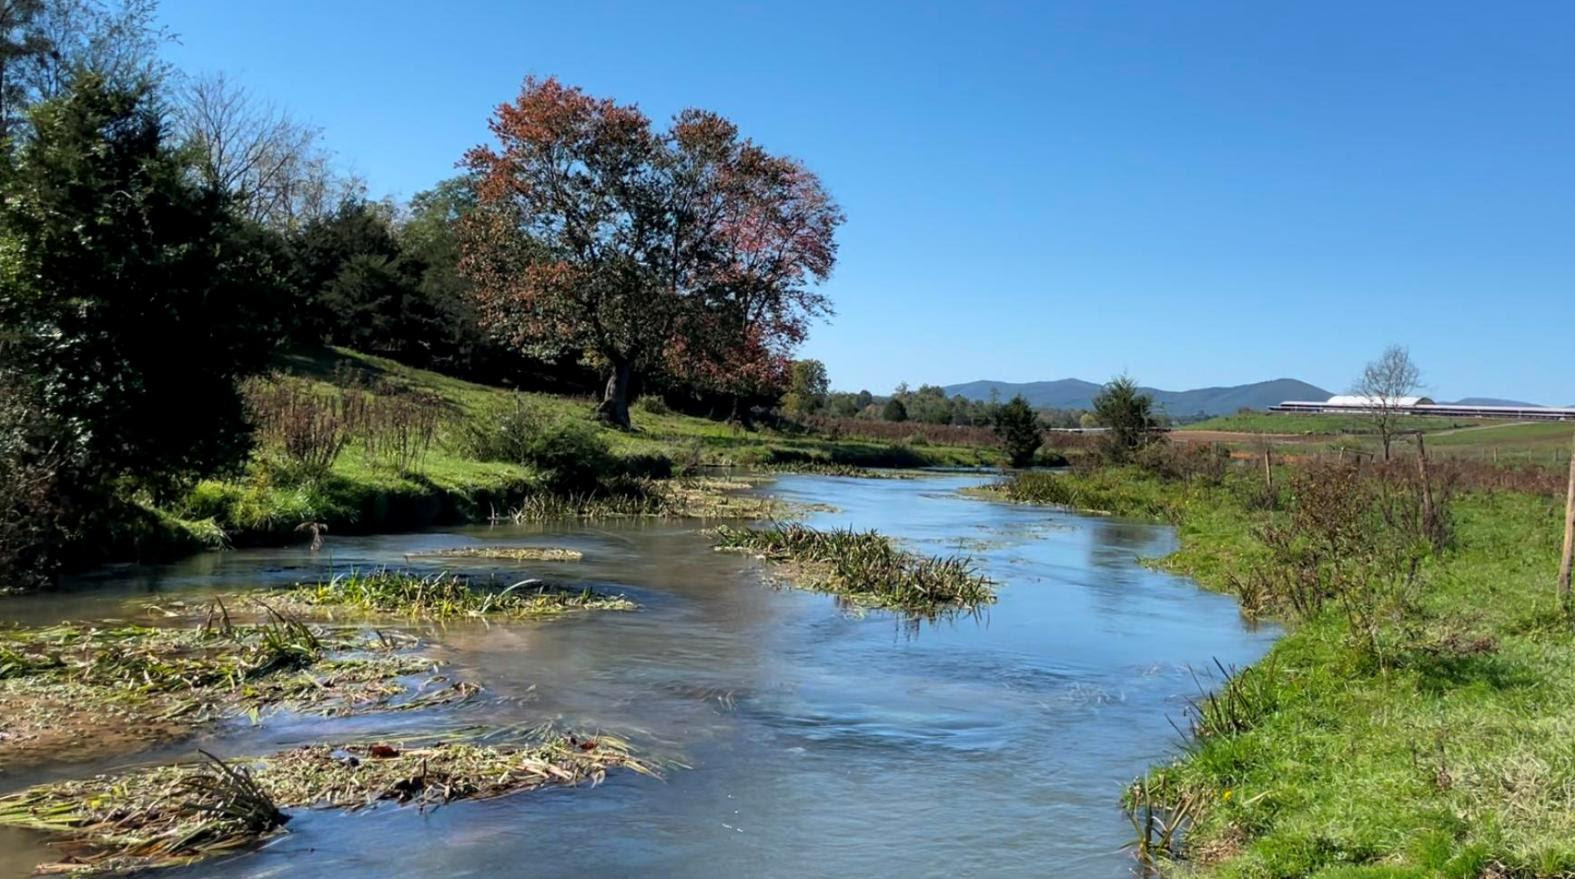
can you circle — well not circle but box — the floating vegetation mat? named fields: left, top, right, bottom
left=753, top=462, right=893, bottom=479
left=410, top=546, right=584, bottom=562
left=497, top=477, right=783, bottom=523
left=266, top=570, right=635, bottom=621
left=714, top=524, right=995, bottom=615
left=0, top=616, right=474, bottom=768
left=0, top=731, right=657, bottom=874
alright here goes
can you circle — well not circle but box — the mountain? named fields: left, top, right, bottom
left=942, top=378, right=1332, bottom=418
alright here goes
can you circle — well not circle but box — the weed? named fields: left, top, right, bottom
left=715, top=523, right=994, bottom=614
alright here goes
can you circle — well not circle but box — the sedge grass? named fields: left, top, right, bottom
left=410, top=546, right=584, bottom=562
left=715, top=523, right=994, bottom=615
left=270, top=570, right=635, bottom=620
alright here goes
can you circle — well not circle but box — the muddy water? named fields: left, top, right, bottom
left=0, top=474, right=1275, bottom=878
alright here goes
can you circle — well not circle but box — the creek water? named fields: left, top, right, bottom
left=0, top=473, right=1276, bottom=878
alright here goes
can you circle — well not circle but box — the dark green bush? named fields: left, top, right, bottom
left=462, top=399, right=615, bottom=493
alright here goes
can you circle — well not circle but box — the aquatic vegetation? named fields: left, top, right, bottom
left=492, top=477, right=781, bottom=523
left=411, top=545, right=585, bottom=562
left=714, top=523, right=994, bottom=614
left=0, top=619, right=473, bottom=767
left=0, top=731, right=657, bottom=874
left=752, top=461, right=909, bottom=479
left=272, top=570, right=634, bottom=620
left=977, top=469, right=1187, bottom=520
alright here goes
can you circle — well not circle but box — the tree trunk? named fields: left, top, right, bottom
left=596, top=359, right=633, bottom=430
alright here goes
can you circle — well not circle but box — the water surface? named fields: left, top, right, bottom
left=1, top=474, right=1275, bottom=877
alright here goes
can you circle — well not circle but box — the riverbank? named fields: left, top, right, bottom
left=987, top=464, right=1575, bottom=877
left=96, top=348, right=999, bottom=574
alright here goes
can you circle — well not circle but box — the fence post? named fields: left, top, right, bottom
left=1559, top=430, right=1575, bottom=608
left=1262, top=444, right=1274, bottom=494
left=1415, top=432, right=1436, bottom=546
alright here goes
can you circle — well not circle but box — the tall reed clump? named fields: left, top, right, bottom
left=244, top=374, right=445, bottom=480
left=243, top=376, right=370, bottom=479
left=715, top=523, right=994, bottom=614
left=363, top=389, right=443, bottom=473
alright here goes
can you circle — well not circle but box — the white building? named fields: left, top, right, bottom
left=1270, top=395, right=1575, bottom=421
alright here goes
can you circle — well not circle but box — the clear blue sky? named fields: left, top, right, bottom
left=157, top=1, right=1574, bottom=403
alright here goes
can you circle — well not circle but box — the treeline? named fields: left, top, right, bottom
left=784, top=374, right=1094, bottom=429
left=0, top=1, right=844, bottom=584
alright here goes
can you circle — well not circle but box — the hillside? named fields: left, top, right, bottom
left=943, top=377, right=1331, bottom=417
left=160, top=348, right=1000, bottom=551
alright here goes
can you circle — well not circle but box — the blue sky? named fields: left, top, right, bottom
left=157, top=1, right=1574, bottom=403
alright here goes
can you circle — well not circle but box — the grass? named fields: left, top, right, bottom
left=266, top=570, right=635, bottom=621
left=0, top=730, right=657, bottom=875
left=991, top=464, right=1575, bottom=877
left=714, top=523, right=995, bottom=615
left=72, top=345, right=998, bottom=572
left=1177, top=412, right=1574, bottom=471
left=410, top=546, right=585, bottom=562
left=1180, top=412, right=1500, bottom=436
left=0, top=617, right=475, bottom=767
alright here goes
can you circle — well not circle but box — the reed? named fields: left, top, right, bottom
left=411, top=546, right=584, bottom=562
left=714, top=523, right=994, bottom=614
left=274, top=569, right=635, bottom=620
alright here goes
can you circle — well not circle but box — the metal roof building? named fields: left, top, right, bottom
left=1321, top=394, right=1435, bottom=408
left=1271, top=396, right=1575, bottom=421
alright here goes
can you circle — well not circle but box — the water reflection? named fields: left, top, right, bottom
left=3, top=474, right=1276, bottom=878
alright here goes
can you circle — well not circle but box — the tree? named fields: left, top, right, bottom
left=1092, top=375, right=1157, bottom=463
left=0, top=0, right=169, bottom=137
left=0, top=0, right=48, bottom=138
left=1353, top=344, right=1421, bottom=461
left=783, top=359, right=829, bottom=417
left=458, top=77, right=842, bottom=428
left=175, top=71, right=359, bottom=231
left=993, top=395, right=1041, bottom=467
left=881, top=397, right=908, bottom=422
left=0, top=74, right=280, bottom=501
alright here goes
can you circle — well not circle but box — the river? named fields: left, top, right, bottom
left=0, top=473, right=1275, bottom=877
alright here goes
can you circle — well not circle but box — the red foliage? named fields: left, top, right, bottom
left=457, top=77, right=843, bottom=424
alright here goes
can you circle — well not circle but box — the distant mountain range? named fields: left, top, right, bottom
left=942, top=380, right=1553, bottom=416
left=942, top=378, right=1333, bottom=418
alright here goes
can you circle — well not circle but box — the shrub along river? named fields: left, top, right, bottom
left=0, top=473, right=1276, bottom=877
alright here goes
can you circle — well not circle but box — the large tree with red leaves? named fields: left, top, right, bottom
left=457, top=77, right=842, bottom=428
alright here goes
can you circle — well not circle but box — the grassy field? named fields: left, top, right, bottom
left=987, top=465, right=1575, bottom=877
left=162, top=348, right=998, bottom=550
left=1180, top=412, right=1496, bottom=436
left=1177, top=412, right=1574, bottom=469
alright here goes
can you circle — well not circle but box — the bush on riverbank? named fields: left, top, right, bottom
left=996, top=459, right=1575, bottom=876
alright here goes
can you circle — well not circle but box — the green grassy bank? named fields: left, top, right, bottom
left=989, top=465, right=1575, bottom=878
left=149, top=348, right=997, bottom=555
